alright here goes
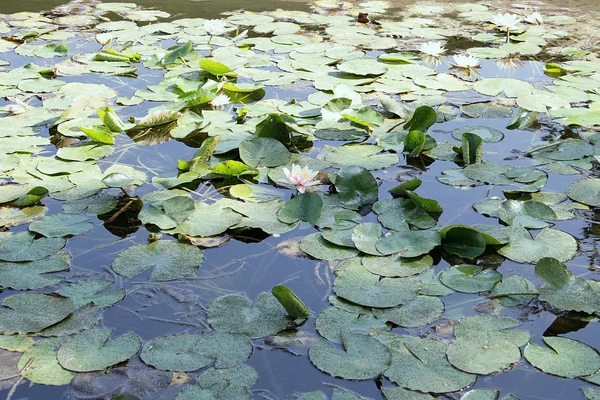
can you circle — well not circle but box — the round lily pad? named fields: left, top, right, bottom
left=112, top=240, right=204, bottom=281
left=0, top=293, right=74, bottom=335
left=308, top=331, right=391, bottom=380
left=373, top=296, right=444, bottom=328
left=497, top=227, right=577, bottom=264
left=451, top=126, right=504, bottom=143
left=440, top=265, right=501, bottom=293
left=315, top=307, right=391, bottom=343
left=141, top=332, right=252, bottom=372
left=524, top=336, right=600, bottom=378
left=566, top=178, right=600, bottom=207
left=57, top=328, right=142, bottom=372
left=361, top=254, right=433, bottom=277
left=0, top=232, right=66, bottom=262
left=207, top=292, right=288, bottom=339
left=29, top=214, right=93, bottom=238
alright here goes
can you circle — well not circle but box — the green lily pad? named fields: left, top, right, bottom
left=239, top=137, right=291, bottom=168
left=57, top=328, right=141, bottom=372
left=446, top=315, right=529, bottom=375
left=440, top=265, right=501, bottom=293
left=176, top=364, right=258, bottom=400
left=441, top=226, right=486, bottom=259
left=372, top=296, right=444, bottom=328
left=376, top=333, right=476, bottom=393
left=278, top=193, right=323, bottom=225
left=524, top=336, right=600, bottom=378
left=0, top=232, right=66, bottom=262
left=316, top=307, right=390, bottom=343
left=171, top=201, right=243, bottom=237
left=334, top=166, right=379, bottom=209
left=534, top=257, right=600, bottom=314
left=141, top=332, right=252, bottom=372
left=497, top=227, right=577, bottom=264
left=207, top=292, right=288, bottom=339
left=491, top=275, right=538, bottom=306
left=376, top=229, right=441, bottom=257
left=38, top=303, right=102, bottom=337
left=325, top=145, right=399, bottom=171
left=361, top=254, right=433, bottom=277
left=451, top=125, right=504, bottom=143
left=56, top=279, right=125, bottom=309
left=333, top=259, right=420, bottom=308
left=29, top=214, right=92, bottom=238
left=300, top=232, right=361, bottom=260
left=308, top=331, right=391, bottom=380
left=0, top=254, right=69, bottom=290
left=373, top=198, right=436, bottom=230
left=0, top=293, right=73, bottom=335
left=18, top=337, right=73, bottom=386
left=338, top=59, right=388, bottom=76
left=566, top=178, right=600, bottom=207
left=382, top=386, right=436, bottom=400
left=112, top=240, right=204, bottom=281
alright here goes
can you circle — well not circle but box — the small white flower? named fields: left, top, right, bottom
left=524, top=12, right=543, bottom=25
left=418, top=41, right=446, bottom=57
left=211, top=94, right=231, bottom=109
left=452, top=54, right=480, bottom=69
left=333, top=84, right=362, bottom=108
left=95, top=32, right=112, bottom=46
left=491, top=13, right=521, bottom=31
left=6, top=98, right=29, bottom=114
left=203, top=19, right=228, bottom=36
left=282, top=164, right=320, bottom=193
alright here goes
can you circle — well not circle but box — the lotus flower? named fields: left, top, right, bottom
left=283, top=164, right=320, bottom=193
left=452, top=54, right=480, bottom=69
left=524, top=12, right=543, bottom=25
left=203, top=19, right=228, bottom=36
left=419, top=41, right=446, bottom=57
left=95, top=32, right=112, bottom=47
left=211, top=94, right=231, bottom=109
left=491, top=13, right=521, bottom=30
left=6, top=98, right=29, bottom=114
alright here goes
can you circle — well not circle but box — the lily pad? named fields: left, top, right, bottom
left=0, top=293, right=73, bottom=335
left=566, top=178, right=600, bottom=207
left=112, top=241, right=204, bottom=281
left=29, top=214, right=92, bottom=238
left=308, top=331, right=391, bottom=380
left=524, top=336, right=600, bottom=378
left=141, top=332, right=252, bottom=372
left=373, top=296, right=444, bottom=328
left=0, top=232, right=66, bottom=262
left=207, top=292, right=288, bottom=339
left=316, top=307, right=390, bottom=343
left=440, top=265, right=501, bottom=293
left=57, top=328, right=141, bottom=372
left=497, top=227, right=577, bottom=264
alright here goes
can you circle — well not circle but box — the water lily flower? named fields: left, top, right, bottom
left=524, top=12, right=543, bottom=25
left=491, top=13, right=521, bottom=30
left=333, top=84, right=362, bottom=108
left=95, top=32, right=112, bottom=47
left=6, top=98, right=29, bottom=114
left=418, top=41, right=446, bottom=57
left=283, top=164, right=320, bottom=193
left=203, top=19, right=228, bottom=36
left=452, top=54, right=480, bottom=69
left=491, top=13, right=521, bottom=42
left=211, top=94, right=231, bottom=109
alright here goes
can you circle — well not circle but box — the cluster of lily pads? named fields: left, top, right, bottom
left=1, top=0, right=600, bottom=398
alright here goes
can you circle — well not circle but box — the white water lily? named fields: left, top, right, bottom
left=333, top=84, right=362, bottom=108
left=203, top=19, right=228, bottom=36
left=491, top=13, right=521, bottom=30
left=452, top=54, right=480, bottom=69
left=211, top=94, right=231, bottom=109
left=95, top=32, right=112, bottom=47
left=418, top=41, right=446, bottom=57
left=283, top=164, right=320, bottom=193
left=524, top=12, right=543, bottom=25
left=6, top=98, right=29, bottom=114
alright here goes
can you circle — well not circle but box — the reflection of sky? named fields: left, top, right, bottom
left=2, top=1, right=600, bottom=399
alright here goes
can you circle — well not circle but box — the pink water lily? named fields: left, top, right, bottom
left=283, top=164, right=320, bottom=193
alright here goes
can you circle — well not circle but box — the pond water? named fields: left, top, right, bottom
left=1, top=0, right=600, bottom=399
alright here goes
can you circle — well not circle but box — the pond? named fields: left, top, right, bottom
left=1, top=0, right=600, bottom=399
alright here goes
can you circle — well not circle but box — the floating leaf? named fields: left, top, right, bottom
left=440, top=265, right=501, bottom=293
left=308, top=331, right=391, bottom=380
left=325, top=145, right=399, bottom=170
left=207, top=292, right=288, bottom=339
left=176, top=364, right=258, bottom=400
left=278, top=193, right=323, bottom=225
left=376, top=230, right=441, bottom=257
left=29, top=214, right=92, bottom=238
left=361, top=254, right=433, bottom=277
left=566, top=178, right=600, bottom=207
left=0, top=254, right=69, bottom=290
left=498, top=227, right=577, bottom=264
left=56, top=279, right=125, bottom=309
left=0, top=293, right=73, bottom=335
left=376, top=333, right=476, bottom=393
left=141, top=332, right=252, bottom=372
left=316, top=307, right=390, bottom=343
left=452, top=125, right=504, bottom=143
left=239, top=137, right=291, bottom=168
left=491, top=275, right=538, bottom=307
left=112, top=241, right=204, bottom=281
left=0, top=232, right=66, bottom=262
left=333, top=259, right=420, bottom=308
left=441, top=226, right=486, bottom=259
left=372, top=296, right=444, bottom=328
left=57, top=328, right=141, bottom=372
left=524, top=336, right=600, bottom=378
left=18, top=337, right=73, bottom=386
left=300, top=233, right=360, bottom=260
left=534, top=257, right=600, bottom=314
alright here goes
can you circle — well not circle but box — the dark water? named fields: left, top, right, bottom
left=1, top=0, right=600, bottom=399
